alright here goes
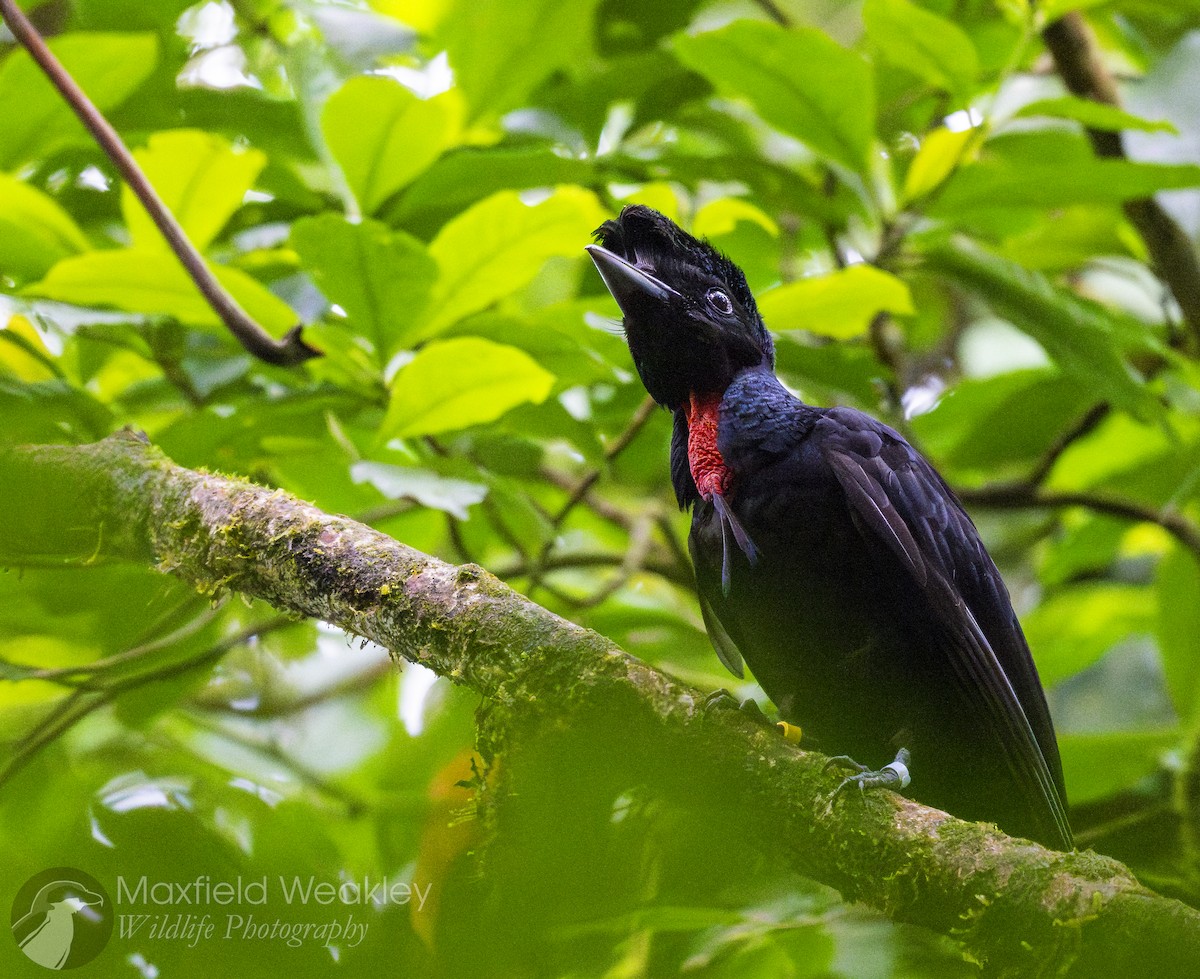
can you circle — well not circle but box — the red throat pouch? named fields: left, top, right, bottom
left=686, top=392, right=734, bottom=500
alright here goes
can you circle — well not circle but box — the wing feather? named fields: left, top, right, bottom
left=818, top=408, right=1071, bottom=848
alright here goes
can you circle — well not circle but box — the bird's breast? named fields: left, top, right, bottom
left=686, top=392, right=734, bottom=500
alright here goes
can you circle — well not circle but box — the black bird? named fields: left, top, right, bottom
left=585, top=206, right=1072, bottom=850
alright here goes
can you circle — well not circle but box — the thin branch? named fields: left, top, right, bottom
left=15, top=604, right=217, bottom=683
left=527, top=394, right=658, bottom=593
left=495, top=548, right=695, bottom=591
left=654, top=510, right=693, bottom=575
left=544, top=514, right=656, bottom=610
left=179, top=710, right=370, bottom=816
left=751, top=0, right=790, bottom=26
left=0, top=612, right=296, bottom=786
left=1042, top=12, right=1200, bottom=352
left=537, top=465, right=643, bottom=529
left=3, top=431, right=1200, bottom=975
left=0, top=0, right=320, bottom=367
left=353, top=498, right=417, bottom=526
left=190, top=655, right=391, bottom=716
left=959, top=483, right=1200, bottom=559
left=444, top=513, right=475, bottom=564
left=1023, top=402, right=1112, bottom=488
left=554, top=395, right=659, bottom=525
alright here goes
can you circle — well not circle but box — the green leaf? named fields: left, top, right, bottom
left=1039, top=0, right=1118, bottom=21
left=1044, top=413, right=1175, bottom=492
left=692, top=198, right=779, bottom=239
left=922, top=238, right=1163, bottom=418
left=349, top=461, right=487, bottom=519
left=1038, top=515, right=1128, bottom=588
left=933, top=158, right=1200, bottom=212
left=757, top=265, right=913, bottom=339
left=26, top=250, right=297, bottom=336
left=422, top=187, right=605, bottom=337
left=122, top=130, right=267, bottom=253
left=774, top=337, right=885, bottom=404
left=863, top=0, right=979, bottom=95
left=1014, top=96, right=1177, bottom=134
left=483, top=476, right=555, bottom=550
left=438, top=0, right=601, bottom=120
left=290, top=215, right=436, bottom=365
left=673, top=20, right=875, bottom=173
left=390, top=146, right=597, bottom=232
left=0, top=175, right=90, bottom=281
left=910, top=369, right=1093, bottom=474
left=382, top=337, right=555, bottom=438
left=997, top=205, right=1135, bottom=272
left=0, top=314, right=59, bottom=382
left=1024, top=583, right=1154, bottom=687
left=322, top=76, right=463, bottom=215
left=1156, top=545, right=1200, bottom=725
left=1058, top=728, right=1178, bottom=805
left=0, top=376, right=113, bottom=443
left=0, top=33, right=157, bottom=169
left=556, top=905, right=744, bottom=937
left=439, top=306, right=625, bottom=388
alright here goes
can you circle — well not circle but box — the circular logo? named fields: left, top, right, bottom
left=10, top=868, right=112, bottom=970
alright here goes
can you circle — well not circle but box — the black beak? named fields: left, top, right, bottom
left=585, top=244, right=681, bottom=315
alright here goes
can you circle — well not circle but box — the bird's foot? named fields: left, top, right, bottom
left=827, top=748, right=912, bottom=801
left=703, top=690, right=802, bottom=743
left=703, top=688, right=770, bottom=725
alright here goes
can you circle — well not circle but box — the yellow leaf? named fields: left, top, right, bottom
left=904, top=126, right=978, bottom=204
left=758, top=265, right=914, bottom=339
left=0, top=314, right=57, bottom=381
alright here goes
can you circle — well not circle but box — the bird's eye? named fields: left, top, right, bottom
left=706, top=288, right=733, bottom=315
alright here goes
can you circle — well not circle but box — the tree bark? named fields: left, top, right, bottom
left=2, top=431, right=1198, bottom=976
left=1042, top=11, right=1200, bottom=352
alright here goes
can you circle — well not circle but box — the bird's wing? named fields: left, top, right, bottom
left=817, top=407, right=1072, bottom=848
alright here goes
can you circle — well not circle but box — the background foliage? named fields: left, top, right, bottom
left=3, top=0, right=1200, bottom=975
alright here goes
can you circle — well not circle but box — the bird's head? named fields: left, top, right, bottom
left=586, top=205, right=773, bottom=411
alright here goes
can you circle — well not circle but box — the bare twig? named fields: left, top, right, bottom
left=353, top=498, right=417, bottom=525
left=494, top=547, right=695, bottom=591
left=444, top=513, right=475, bottom=564
left=0, top=0, right=319, bottom=366
left=527, top=394, right=658, bottom=593
left=178, top=711, right=370, bottom=815
left=959, top=483, right=1200, bottom=559
left=14, top=604, right=217, bottom=683
left=552, top=395, right=658, bottom=525
left=1023, top=402, right=1112, bottom=488
left=0, top=613, right=296, bottom=786
left=551, top=514, right=656, bottom=609
left=751, top=0, right=790, bottom=26
left=537, top=465, right=645, bottom=530
left=1042, top=12, right=1200, bottom=351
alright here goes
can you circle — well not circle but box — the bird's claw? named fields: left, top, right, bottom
left=703, top=689, right=773, bottom=727
left=703, top=690, right=804, bottom=743
left=829, top=748, right=912, bottom=802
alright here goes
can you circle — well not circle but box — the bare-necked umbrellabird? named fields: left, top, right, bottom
left=586, top=205, right=1071, bottom=850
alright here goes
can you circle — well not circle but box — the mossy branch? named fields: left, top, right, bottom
left=2, top=432, right=1199, bottom=976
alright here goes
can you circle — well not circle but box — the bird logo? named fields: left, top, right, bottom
left=10, top=868, right=112, bottom=970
